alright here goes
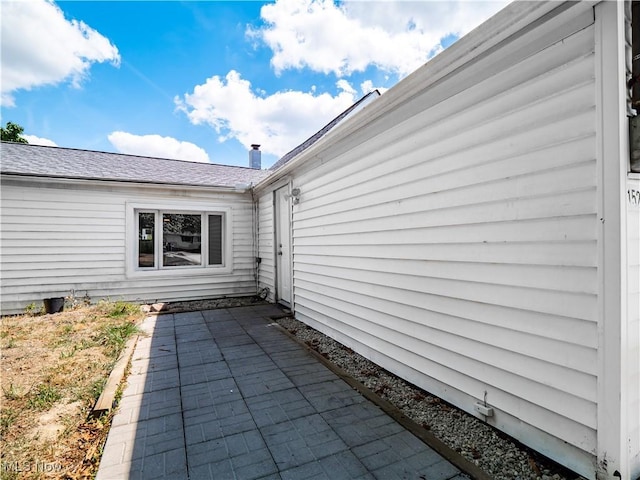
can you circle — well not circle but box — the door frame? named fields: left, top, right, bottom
left=274, top=183, right=293, bottom=307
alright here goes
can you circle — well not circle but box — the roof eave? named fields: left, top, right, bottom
left=0, top=172, right=249, bottom=192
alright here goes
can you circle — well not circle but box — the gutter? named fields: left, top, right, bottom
left=0, top=172, right=252, bottom=194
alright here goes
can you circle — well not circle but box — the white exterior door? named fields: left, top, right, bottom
left=275, top=186, right=292, bottom=305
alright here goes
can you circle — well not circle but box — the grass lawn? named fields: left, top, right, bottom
left=1, top=300, right=145, bottom=479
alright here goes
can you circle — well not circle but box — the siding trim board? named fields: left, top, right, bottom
left=595, top=3, right=632, bottom=479
left=628, top=175, right=640, bottom=478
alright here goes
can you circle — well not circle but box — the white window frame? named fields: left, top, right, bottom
left=126, top=202, right=233, bottom=278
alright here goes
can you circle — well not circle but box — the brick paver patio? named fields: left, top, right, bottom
left=96, top=304, right=468, bottom=480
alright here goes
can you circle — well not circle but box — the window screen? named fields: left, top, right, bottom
left=208, top=214, right=223, bottom=265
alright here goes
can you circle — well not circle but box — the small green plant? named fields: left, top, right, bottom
left=3, top=338, right=17, bottom=349
left=3, top=383, right=23, bottom=400
left=27, top=383, right=62, bottom=410
left=24, top=302, right=43, bottom=316
left=59, top=346, right=77, bottom=359
left=50, top=323, right=75, bottom=348
left=0, top=408, right=18, bottom=436
left=97, top=321, right=139, bottom=357
left=79, top=338, right=97, bottom=350
left=98, top=299, right=140, bottom=318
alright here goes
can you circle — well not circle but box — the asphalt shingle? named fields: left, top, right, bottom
left=0, top=142, right=270, bottom=188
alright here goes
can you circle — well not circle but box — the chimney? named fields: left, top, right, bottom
left=249, top=144, right=261, bottom=169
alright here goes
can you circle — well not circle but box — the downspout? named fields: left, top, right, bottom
left=247, top=143, right=268, bottom=300
left=251, top=185, right=259, bottom=297
left=251, top=185, right=270, bottom=300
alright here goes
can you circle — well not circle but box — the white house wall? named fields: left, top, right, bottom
left=623, top=4, right=640, bottom=476
left=629, top=175, right=640, bottom=478
left=0, top=178, right=256, bottom=314
left=257, top=191, right=276, bottom=302
left=259, top=4, right=605, bottom=478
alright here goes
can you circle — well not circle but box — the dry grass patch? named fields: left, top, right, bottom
left=1, top=300, right=145, bottom=479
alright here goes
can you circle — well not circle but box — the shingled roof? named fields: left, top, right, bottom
left=269, top=90, right=381, bottom=171
left=1, top=92, right=380, bottom=187
left=0, top=142, right=270, bottom=188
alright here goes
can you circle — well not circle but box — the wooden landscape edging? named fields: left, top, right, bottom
left=91, top=333, right=139, bottom=418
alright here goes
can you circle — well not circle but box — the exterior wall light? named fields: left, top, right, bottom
left=286, top=188, right=301, bottom=205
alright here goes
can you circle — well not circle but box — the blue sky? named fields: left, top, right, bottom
left=1, top=0, right=508, bottom=168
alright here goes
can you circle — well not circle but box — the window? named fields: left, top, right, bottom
left=138, top=212, right=155, bottom=268
left=208, top=214, right=223, bottom=265
left=162, top=213, right=202, bottom=267
left=134, top=209, right=226, bottom=271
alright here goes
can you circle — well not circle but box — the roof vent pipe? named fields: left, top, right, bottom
left=249, top=144, right=261, bottom=169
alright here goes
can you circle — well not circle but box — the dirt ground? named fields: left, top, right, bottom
left=1, top=301, right=144, bottom=480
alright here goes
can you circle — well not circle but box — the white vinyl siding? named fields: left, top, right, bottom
left=628, top=176, right=640, bottom=478
left=0, top=179, right=255, bottom=314
left=272, top=8, right=600, bottom=477
left=257, top=191, right=276, bottom=302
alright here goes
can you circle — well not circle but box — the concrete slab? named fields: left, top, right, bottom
left=96, top=305, right=469, bottom=480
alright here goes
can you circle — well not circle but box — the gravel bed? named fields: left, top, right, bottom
left=143, top=296, right=266, bottom=313
left=274, top=316, right=586, bottom=480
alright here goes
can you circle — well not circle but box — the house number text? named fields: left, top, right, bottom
left=629, top=188, right=640, bottom=208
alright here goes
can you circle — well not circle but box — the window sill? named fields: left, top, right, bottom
left=126, top=265, right=232, bottom=279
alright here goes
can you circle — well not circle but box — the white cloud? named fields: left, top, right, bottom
left=1, top=0, right=120, bottom=107
left=360, top=80, right=387, bottom=96
left=248, top=0, right=509, bottom=78
left=108, top=132, right=210, bottom=163
left=336, top=79, right=356, bottom=96
left=175, top=70, right=358, bottom=158
left=23, top=134, right=58, bottom=147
